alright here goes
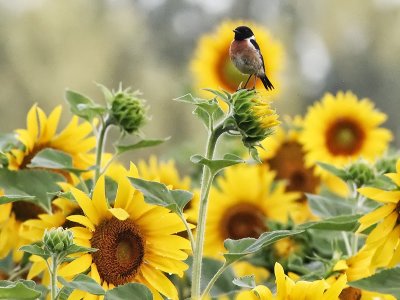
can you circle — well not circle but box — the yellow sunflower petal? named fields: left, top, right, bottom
left=67, top=215, right=95, bottom=231
left=58, top=254, right=92, bottom=277
left=358, top=187, right=400, bottom=203
left=69, top=186, right=100, bottom=225
left=92, top=176, right=110, bottom=220
left=253, top=285, right=273, bottom=300
left=385, top=173, right=400, bottom=187
left=140, top=265, right=178, bottom=300
left=366, top=211, right=398, bottom=246
left=357, top=203, right=396, bottom=233
left=108, top=208, right=129, bottom=220
left=322, top=274, right=347, bottom=300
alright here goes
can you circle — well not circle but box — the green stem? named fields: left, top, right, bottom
left=93, top=117, right=110, bottom=187
left=50, top=255, right=58, bottom=300
left=178, top=213, right=196, bottom=252
left=191, top=124, right=224, bottom=300
left=201, top=262, right=229, bottom=299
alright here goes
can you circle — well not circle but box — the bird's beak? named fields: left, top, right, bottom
left=233, top=29, right=239, bottom=34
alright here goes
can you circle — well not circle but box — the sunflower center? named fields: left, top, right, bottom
left=217, top=55, right=246, bottom=91
left=90, top=217, right=145, bottom=286
left=221, top=203, right=267, bottom=240
left=325, top=119, right=365, bottom=155
left=266, top=142, right=320, bottom=199
left=339, top=287, right=362, bottom=300
left=12, top=201, right=46, bottom=222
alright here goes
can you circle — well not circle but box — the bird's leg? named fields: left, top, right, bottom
left=242, top=74, right=253, bottom=90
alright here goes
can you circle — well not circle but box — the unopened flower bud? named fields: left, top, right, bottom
left=111, top=89, right=147, bottom=134
left=346, top=161, right=375, bottom=187
left=43, top=227, right=74, bottom=254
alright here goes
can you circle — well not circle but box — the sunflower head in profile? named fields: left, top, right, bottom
left=200, top=164, right=299, bottom=258
left=191, top=20, right=284, bottom=97
left=6, top=104, right=96, bottom=174
left=56, top=163, right=190, bottom=300
left=259, top=116, right=320, bottom=221
left=300, top=91, right=392, bottom=194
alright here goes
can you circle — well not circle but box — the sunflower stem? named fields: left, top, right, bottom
left=50, top=254, right=59, bottom=300
left=94, top=116, right=111, bottom=187
left=178, top=213, right=195, bottom=252
left=201, top=262, right=229, bottom=299
left=191, top=123, right=224, bottom=300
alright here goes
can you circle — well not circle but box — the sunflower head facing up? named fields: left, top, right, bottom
left=191, top=20, right=284, bottom=97
left=57, top=163, right=190, bottom=300
left=202, top=164, right=299, bottom=258
left=6, top=104, right=96, bottom=174
left=300, top=91, right=392, bottom=193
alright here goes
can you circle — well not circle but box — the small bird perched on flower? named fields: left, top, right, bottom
left=229, top=25, right=274, bottom=91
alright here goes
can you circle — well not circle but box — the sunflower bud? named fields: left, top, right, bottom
left=110, top=89, right=147, bottom=134
left=346, top=161, right=375, bottom=187
left=43, top=227, right=74, bottom=254
left=231, top=89, right=280, bottom=148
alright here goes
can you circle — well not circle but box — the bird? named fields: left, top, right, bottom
left=229, top=25, right=274, bottom=91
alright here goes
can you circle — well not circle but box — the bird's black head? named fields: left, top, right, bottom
left=233, top=26, right=254, bottom=40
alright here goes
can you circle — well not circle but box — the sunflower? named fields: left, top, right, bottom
left=7, top=104, right=96, bottom=173
left=191, top=20, right=284, bottom=98
left=356, top=158, right=400, bottom=269
left=202, top=164, right=299, bottom=258
left=248, top=262, right=347, bottom=300
left=0, top=200, right=48, bottom=261
left=259, top=116, right=320, bottom=221
left=300, top=91, right=392, bottom=194
left=56, top=163, right=190, bottom=300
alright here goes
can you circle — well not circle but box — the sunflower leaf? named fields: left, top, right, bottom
left=223, top=230, right=304, bottom=264
left=190, top=154, right=244, bottom=174
left=232, top=275, right=256, bottom=289
left=58, top=274, right=105, bottom=295
left=0, top=280, right=42, bottom=299
left=63, top=244, right=98, bottom=256
left=317, top=162, right=348, bottom=181
left=349, top=267, right=400, bottom=298
left=65, top=90, right=106, bottom=122
left=307, top=193, right=354, bottom=218
left=115, top=138, right=169, bottom=154
left=128, top=177, right=192, bottom=214
left=0, top=169, right=64, bottom=212
left=297, top=214, right=362, bottom=232
left=19, top=243, right=50, bottom=260
left=104, top=283, right=152, bottom=300
left=28, top=148, right=85, bottom=174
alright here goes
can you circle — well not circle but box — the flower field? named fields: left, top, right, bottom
left=0, top=15, right=399, bottom=300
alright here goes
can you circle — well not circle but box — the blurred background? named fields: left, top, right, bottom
left=1, top=0, right=400, bottom=169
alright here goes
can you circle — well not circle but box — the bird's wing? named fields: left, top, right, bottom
left=250, top=39, right=266, bottom=73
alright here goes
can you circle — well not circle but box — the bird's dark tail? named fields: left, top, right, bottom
left=260, top=75, right=274, bottom=91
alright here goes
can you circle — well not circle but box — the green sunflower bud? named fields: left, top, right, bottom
left=346, top=161, right=375, bottom=187
left=231, top=89, right=280, bottom=148
left=110, top=89, right=147, bottom=134
left=43, top=227, right=74, bottom=254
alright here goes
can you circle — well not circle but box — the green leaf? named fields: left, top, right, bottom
left=104, top=283, right=152, bottom=300
left=203, top=88, right=230, bottom=103
left=115, top=138, right=169, bottom=155
left=0, top=169, right=64, bottom=212
left=58, top=274, right=105, bottom=295
left=65, top=90, right=106, bottom=121
left=232, top=275, right=256, bottom=289
left=129, top=177, right=192, bottom=214
left=223, top=230, right=304, bottom=264
left=349, top=267, right=400, bottom=298
left=0, top=280, right=42, bottom=299
left=190, top=153, right=244, bottom=174
left=0, top=133, right=19, bottom=152
left=95, top=82, right=114, bottom=105
left=64, top=244, right=98, bottom=256
left=297, top=214, right=361, bottom=232
left=28, top=148, right=84, bottom=173
left=0, top=194, right=36, bottom=204
left=307, top=193, right=354, bottom=218
left=19, top=244, right=50, bottom=259
left=317, top=162, right=348, bottom=180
